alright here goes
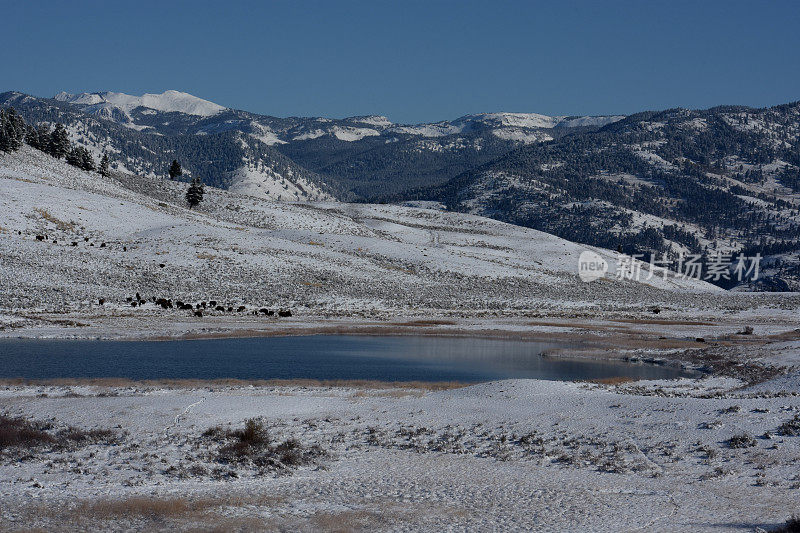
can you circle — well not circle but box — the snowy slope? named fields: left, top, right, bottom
left=0, top=147, right=721, bottom=321
left=55, top=90, right=225, bottom=117
left=225, top=163, right=333, bottom=202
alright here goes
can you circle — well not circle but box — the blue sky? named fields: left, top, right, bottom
left=1, top=0, right=798, bottom=123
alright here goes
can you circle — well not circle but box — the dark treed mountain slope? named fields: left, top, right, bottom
left=0, top=92, right=342, bottom=201
left=414, top=103, right=800, bottom=289
left=275, top=124, right=606, bottom=199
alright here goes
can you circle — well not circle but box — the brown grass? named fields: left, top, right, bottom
left=586, top=376, right=637, bottom=385
left=79, top=496, right=192, bottom=518
left=0, top=415, right=55, bottom=449
left=11, top=494, right=286, bottom=531
left=0, top=414, right=119, bottom=452
left=307, top=509, right=396, bottom=531
left=34, top=208, right=76, bottom=232
left=610, top=318, right=715, bottom=326
left=393, top=319, right=458, bottom=326
left=0, top=377, right=469, bottom=391
left=350, top=389, right=427, bottom=398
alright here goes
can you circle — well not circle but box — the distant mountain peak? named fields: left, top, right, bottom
left=54, top=90, right=225, bottom=117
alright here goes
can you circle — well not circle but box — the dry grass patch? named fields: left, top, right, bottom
left=587, top=376, right=637, bottom=385
left=393, top=319, right=457, bottom=326
left=610, top=318, right=715, bottom=326
left=0, top=377, right=469, bottom=391
left=79, top=496, right=192, bottom=519
left=12, top=494, right=284, bottom=532
left=0, top=413, right=120, bottom=456
left=350, top=389, right=427, bottom=398
left=34, top=208, right=76, bottom=232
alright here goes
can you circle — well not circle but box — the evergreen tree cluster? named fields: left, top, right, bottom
left=1, top=105, right=111, bottom=174
left=66, top=145, right=96, bottom=171
left=0, top=107, right=26, bottom=152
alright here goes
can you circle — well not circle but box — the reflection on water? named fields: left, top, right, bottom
left=0, top=335, right=693, bottom=382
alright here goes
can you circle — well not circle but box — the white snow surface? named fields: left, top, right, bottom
left=55, top=90, right=226, bottom=117
left=0, top=376, right=798, bottom=531
left=0, top=146, right=726, bottom=322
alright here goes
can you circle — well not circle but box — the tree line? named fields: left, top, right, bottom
left=1, top=106, right=201, bottom=208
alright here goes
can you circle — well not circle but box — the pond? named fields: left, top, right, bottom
left=0, top=335, right=693, bottom=382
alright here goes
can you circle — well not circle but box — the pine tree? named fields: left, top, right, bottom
left=99, top=153, right=110, bottom=177
left=66, top=145, right=82, bottom=167
left=50, top=123, right=71, bottom=159
left=0, top=107, right=26, bottom=152
left=169, top=159, right=182, bottom=180
left=25, top=125, right=39, bottom=149
left=35, top=124, right=51, bottom=151
left=185, top=177, right=204, bottom=209
left=80, top=148, right=96, bottom=171
left=25, top=123, right=53, bottom=152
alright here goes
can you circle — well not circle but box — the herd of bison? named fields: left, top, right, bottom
left=98, top=293, right=292, bottom=318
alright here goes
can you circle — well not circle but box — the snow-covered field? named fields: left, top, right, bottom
left=1, top=372, right=798, bottom=531
left=2, top=146, right=800, bottom=531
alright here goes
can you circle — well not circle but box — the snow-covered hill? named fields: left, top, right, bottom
left=0, top=146, right=720, bottom=326
left=54, top=90, right=225, bottom=117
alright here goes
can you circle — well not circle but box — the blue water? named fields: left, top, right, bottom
left=0, top=335, right=692, bottom=382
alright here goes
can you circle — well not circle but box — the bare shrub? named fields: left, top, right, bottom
left=0, top=415, right=55, bottom=449
left=727, top=433, right=756, bottom=449
left=202, top=418, right=326, bottom=474
left=0, top=414, right=120, bottom=456
left=771, top=515, right=800, bottom=533
left=778, top=415, right=800, bottom=437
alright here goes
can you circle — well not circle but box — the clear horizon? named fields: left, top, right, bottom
left=1, top=0, right=799, bottom=123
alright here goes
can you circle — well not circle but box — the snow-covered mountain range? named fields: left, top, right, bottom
left=3, top=89, right=800, bottom=290
left=49, top=90, right=622, bottom=143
